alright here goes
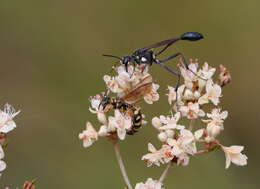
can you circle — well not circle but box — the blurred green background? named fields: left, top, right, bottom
left=0, top=0, right=259, bottom=188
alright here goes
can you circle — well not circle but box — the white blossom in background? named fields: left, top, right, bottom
left=79, top=122, right=98, bottom=148
left=135, top=178, right=164, bottom=189
left=221, top=145, right=248, bottom=169
left=0, top=103, right=20, bottom=133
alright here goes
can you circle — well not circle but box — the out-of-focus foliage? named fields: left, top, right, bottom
left=0, top=0, right=258, bottom=188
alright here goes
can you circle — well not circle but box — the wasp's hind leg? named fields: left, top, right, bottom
left=157, top=52, right=206, bottom=81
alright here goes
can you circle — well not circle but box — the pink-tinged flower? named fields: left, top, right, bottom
left=135, top=178, right=164, bottom=189
left=143, top=83, right=160, bottom=104
left=198, top=80, right=222, bottom=105
left=166, top=138, right=191, bottom=166
left=221, top=145, right=248, bottom=169
left=108, top=110, right=132, bottom=140
left=0, top=145, right=6, bottom=172
left=0, top=103, right=20, bottom=133
left=167, top=85, right=185, bottom=104
left=179, top=102, right=205, bottom=119
left=79, top=122, right=98, bottom=148
left=142, top=143, right=165, bottom=167
left=166, top=129, right=197, bottom=166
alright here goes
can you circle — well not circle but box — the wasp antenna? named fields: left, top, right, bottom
left=102, top=54, right=122, bottom=60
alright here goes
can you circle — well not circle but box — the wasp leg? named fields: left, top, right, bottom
left=157, top=52, right=206, bottom=81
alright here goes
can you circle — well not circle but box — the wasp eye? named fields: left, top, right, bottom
left=141, top=57, right=147, bottom=62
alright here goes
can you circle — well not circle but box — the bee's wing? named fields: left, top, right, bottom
left=122, top=75, right=153, bottom=104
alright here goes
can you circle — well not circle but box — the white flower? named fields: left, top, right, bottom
left=165, top=129, right=196, bottom=166
left=198, top=62, right=216, bottom=80
left=182, top=88, right=201, bottom=101
left=103, top=75, right=123, bottom=94
left=221, top=145, right=248, bottom=169
left=194, top=129, right=204, bottom=141
left=0, top=103, right=20, bottom=133
left=151, top=117, right=162, bottom=129
left=203, top=109, right=228, bottom=141
left=79, top=122, right=98, bottom=148
left=98, top=125, right=108, bottom=137
left=89, top=95, right=107, bottom=124
left=158, top=130, right=175, bottom=142
left=198, top=80, right=222, bottom=105
left=108, top=110, right=132, bottom=140
left=179, top=102, right=205, bottom=119
left=204, top=108, right=228, bottom=126
left=0, top=145, right=6, bottom=172
left=142, top=143, right=165, bottom=167
left=167, top=85, right=185, bottom=104
left=143, top=83, right=160, bottom=104
left=180, top=61, right=199, bottom=89
left=135, top=178, right=164, bottom=189
left=152, top=112, right=184, bottom=131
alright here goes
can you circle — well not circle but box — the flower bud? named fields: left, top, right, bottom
left=23, top=181, right=35, bottom=189
left=151, top=117, right=162, bottom=129
left=98, top=125, right=108, bottom=137
left=218, top=64, right=231, bottom=87
left=165, top=130, right=175, bottom=138
left=97, top=112, right=107, bottom=125
left=158, top=132, right=167, bottom=142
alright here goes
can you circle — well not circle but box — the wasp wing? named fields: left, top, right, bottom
left=139, top=37, right=181, bottom=51
left=122, top=75, right=153, bottom=104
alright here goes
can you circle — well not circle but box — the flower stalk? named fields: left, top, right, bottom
left=113, top=141, right=133, bottom=189
left=159, top=163, right=172, bottom=183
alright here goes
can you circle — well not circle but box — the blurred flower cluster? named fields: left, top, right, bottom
left=0, top=103, right=20, bottom=177
left=79, top=59, right=247, bottom=189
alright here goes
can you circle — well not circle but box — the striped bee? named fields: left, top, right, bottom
left=100, top=75, right=152, bottom=135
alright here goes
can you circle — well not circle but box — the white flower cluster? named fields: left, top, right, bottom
left=142, top=59, right=247, bottom=169
left=0, top=103, right=20, bottom=177
left=79, top=65, right=159, bottom=147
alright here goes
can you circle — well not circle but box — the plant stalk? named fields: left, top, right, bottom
left=113, top=141, right=133, bottom=189
left=159, top=163, right=172, bottom=183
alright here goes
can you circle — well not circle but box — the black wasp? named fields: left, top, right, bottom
left=103, top=32, right=204, bottom=89
left=99, top=75, right=153, bottom=135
